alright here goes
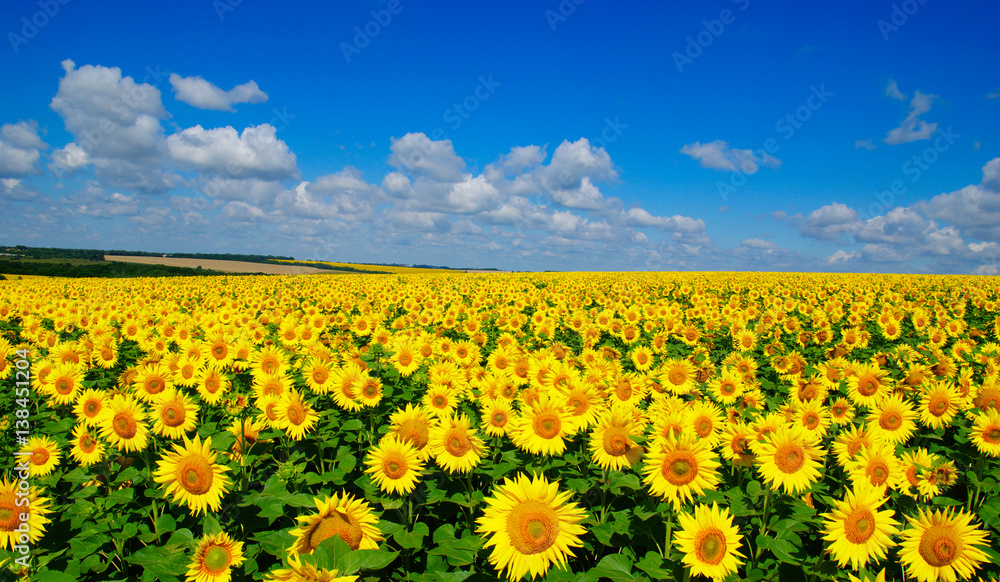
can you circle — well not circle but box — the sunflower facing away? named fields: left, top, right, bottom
left=365, top=435, right=425, bottom=495
left=477, top=473, right=587, bottom=581
left=898, top=507, right=990, bottom=582
left=186, top=531, right=245, bottom=582
left=154, top=435, right=232, bottom=516
left=820, top=486, right=900, bottom=570
left=673, top=502, right=745, bottom=581
left=642, top=434, right=721, bottom=510
left=289, top=492, right=383, bottom=555
left=754, top=424, right=823, bottom=495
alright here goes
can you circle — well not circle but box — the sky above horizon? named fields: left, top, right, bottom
left=1, top=0, right=999, bottom=273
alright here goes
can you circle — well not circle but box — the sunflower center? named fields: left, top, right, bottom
left=695, top=529, right=727, bottom=565
left=533, top=412, right=562, bottom=439
left=162, top=403, right=186, bottom=427
left=506, top=500, right=560, bottom=556
left=858, top=377, right=879, bottom=397
left=662, top=452, right=698, bottom=485
left=261, top=357, right=278, bottom=374
left=397, top=419, right=430, bottom=449
left=694, top=418, right=712, bottom=438
left=287, top=401, right=306, bottom=426
left=362, top=382, right=379, bottom=399
left=879, top=411, right=902, bottom=430
left=383, top=453, right=408, bottom=480
left=491, top=412, right=508, bottom=427
left=146, top=377, right=164, bottom=394
left=843, top=508, right=876, bottom=544
left=930, top=395, right=949, bottom=416
left=432, top=395, right=447, bottom=408
left=56, top=378, right=73, bottom=395
left=85, top=400, right=101, bottom=416
left=867, top=461, right=889, bottom=485
left=0, top=495, right=19, bottom=530
left=616, top=383, right=632, bottom=401
left=832, top=403, right=847, bottom=417
left=445, top=431, right=472, bottom=457
left=308, top=511, right=364, bottom=551
left=113, top=412, right=138, bottom=439
left=984, top=428, right=1000, bottom=444
left=603, top=428, right=630, bottom=456
left=918, top=525, right=961, bottom=567
left=202, top=544, right=232, bottom=573
left=80, top=435, right=97, bottom=453
left=177, top=456, right=214, bottom=495
left=906, top=466, right=921, bottom=487
left=803, top=413, right=819, bottom=429
left=31, top=449, right=49, bottom=466
left=398, top=353, right=413, bottom=367
left=774, top=443, right=805, bottom=473
left=669, top=370, right=686, bottom=385
left=313, top=368, right=328, bottom=384
left=720, top=381, right=736, bottom=396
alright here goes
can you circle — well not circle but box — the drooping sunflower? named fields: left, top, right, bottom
left=511, top=396, right=576, bottom=457
left=186, top=531, right=245, bottom=582
left=588, top=410, right=644, bottom=471
left=898, top=508, right=990, bottom=582
left=477, top=473, right=587, bottom=581
left=0, top=478, right=51, bottom=550
left=865, top=393, right=918, bottom=445
left=365, top=435, right=425, bottom=495
left=289, top=493, right=383, bottom=556
left=69, top=423, right=105, bottom=466
left=20, top=435, right=60, bottom=477
left=227, top=417, right=266, bottom=459
left=643, top=434, right=721, bottom=510
left=970, top=409, right=1000, bottom=457
left=99, top=393, right=151, bottom=453
left=427, top=414, right=486, bottom=474
left=274, top=389, right=319, bottom=441
left=719, top=422, right=756, bottom=469
left=754, top=424, right=824, bottom=495
left=820, top=486, right=900, bottom=570
left=151, top=388, right=200, bottom=440
left=154, top=435, right=232, bottom=516
left=673, top=502, right=745, bottom=581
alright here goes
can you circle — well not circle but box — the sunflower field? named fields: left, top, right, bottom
left=1, top=272, right=1000, bottom=582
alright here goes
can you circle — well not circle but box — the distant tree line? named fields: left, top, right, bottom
left=0, top=260, right=245, bottom=279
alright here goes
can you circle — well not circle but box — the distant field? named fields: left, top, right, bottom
left=274, top=259, right=461, bottom=274
left=103, top=255, right=345, bottom=275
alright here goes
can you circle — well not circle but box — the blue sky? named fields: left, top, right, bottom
left=1, top=0, right=999, bottom=273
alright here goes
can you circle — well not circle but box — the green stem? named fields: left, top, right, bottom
left=753, top=488, right=773, bottom=565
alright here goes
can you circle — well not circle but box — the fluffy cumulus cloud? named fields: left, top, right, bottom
left=914, top=158, right=1000, bottom=241
left=883, top=82, right=938, bottom=145
left=679, top=140, right=780, bottom=174
left=0, top=121, right=48, bottom=177
left=388, top=133, right=466, bottom=182
left=169, top=74, right=268, bottom=112
left=167, top=124, right=298, bottom=181
left=798, top=203, right=860, bottom=242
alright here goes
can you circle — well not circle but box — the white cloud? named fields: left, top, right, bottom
left=914, top=158, right=1000, bottom=241
left=827, top=250, right=859, bottom=263
left=0, top=121, right=47, bottom=177
left=169, top=74, right=268, bottom=112
left=741, top=238, right=779, bottom=249
left=498, top=145, right=546, bottom=174
left=799, top=203, right=861, bottom=241
left=1, top=178, right=40, bottom=200
left=854, top=139, right=876, bottom=150
left=884, top=90, right=938, bottom=145
left=679, top=140, right=781, bottom=174
left=167, top=124, right=298, bottom=181
left=388, top=133, right=465, bottom=182
left=885, top=80, right=906, bottom=101
left=199, top=176, right=285, bottom=205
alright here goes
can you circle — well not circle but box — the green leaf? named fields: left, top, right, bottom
left=931, top=496, right=963, bottom=506
left=31, top=571, right=77, bottom=582
left=609, top=472, right=641, bottom=493
left=635, top=551, right=673, bottom=579
left=156, top=512, right=177, bottom=535
left=746, top=480, right=763, bottom=498
left=588, top=553, right=640, bottom=581
left=394, top=521, right=430, bottom=549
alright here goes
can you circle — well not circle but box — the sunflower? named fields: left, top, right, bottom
left=422, top=384, right=459, bottom=418
left=754, top=424, right=823, bottom=495
left=847, top=363, right=890, bottom=407
left=186, top=531, right=245, bottom=582
left=20, top=436, right=60, bottom=477
left=365, top=435, right=425, bottom=495
left=820, top=486, right=900, bottom=570
left=673, top=503, right=745, bottom=581
left=331, top=363, right=365, bottom=412
left=0, top=478, right=51, bottom=550
left=720, top=422, right=755, bottom=469
left=228, top=418, right=266, bottom=459
left=357, top=376, right=384, bottom=407
left=388, top=404, right=436, bottom=460
left=832, top=424, right=871, bottom=469
left=197, top=365, right=231, bottom=405
left=389, top=341, right=421, bottom=376
left=511, top=396, right=576, bottom=457
left=643, top=434, right=721, bottom=510
left=865, top=393, right=917, bottom=445
left=69, top=424, right=105, bottom=466
left=289, top=493, right=383, bottom=555
left=685, top=400, right=725, bottom=448
left=560, top=384, right=605, bottom=431
left=848, top=440, right=904, bottom=495
left=588, top=410, right=644, bottom=471
left=73, top=388, right=106, bottom=427
left=99, top=393, right=151, bottom=453
left=794, top=399, right=831, bottom=439
left=918, top=380, right=960, bottom=429
left=707, top=369, right=745, bottom=405
left=132, top=362, right=174, bottom=403
left=481, top=399, right=516, bottom=437
left=44, top=362, right=85, bottom=405
left=301, top=358, right=334, bottom=394
left=427, top=414, right=486, bottom=474
left=174, top=357, right=202, bottom=388
left=477, top=473, right=587, bottom=581
left=154, top=435, right=232, bottom=516
left=900, top=448, right=936, bottom=499
left=263, top=553, right=359, bottom=582
left=659, top=358, right=698, bottom=394
left=253, top=372, right=293, bottom=400
left=970, top=409, right=1000, bottom=457
left=251, top=345, right=290, bottom=379
left=829, top=397, right=856, bottom=425
left=274, top=389, right=319, bottom=441
left=898, top=508, right=990, bottom=582
left=151, top=389, right=199, bottom=440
